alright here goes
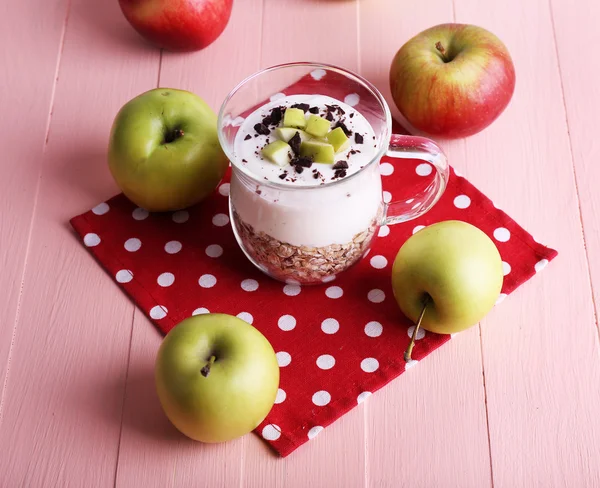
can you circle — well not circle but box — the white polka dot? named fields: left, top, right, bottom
left=283, top=284, right=301, bottom=296
left=312, top=390, right=331, bottom=406
left=370, top=255, right=388, bottom=269
left=416, top=163, right=433, bottom=176
left=149, top=305, right=168, bottom=320
left=278, top=315, right=296, bottom=331
left=236, top=312, right=253, bottom=324
left=157, top=272, right=175, bottom=287
left=164, top=241, right=182, bottom=254
left=132, top=207, right=149, bottom=220
left=535, top=259, right=548, bottom=272
left=325, top=286, right=343, bottom=299
left=344, top=93, right=360, bottom=106
left=502, top=261, right=511, bottom=276
left=172, top=210, right=189, bottom=223
left=269, top=92, right=285, bottom=102
left=378, top=225, right=390, bottom=237
left=84, top=233, right=101, bottom=247
left=495, top=293, right=507, bottom=305
left=275, top=388, right=286, bottom=404
left=357, top=391, right=372, bottom=404
left=205, top=244, right=223, bottom=258
left=364, top=321, right=383, bottom=337
left=380, top=162, right=394, bottom=176
left=405, top=359, right=419, bottom=370
left=360, top=357, right=379, bottom=373
left=199, top=274, right=217, bottom=288
left=115, top=269, right=133, bottom=283
left=316, top=354, right=335, bottom=370
left=413, top=225, right=425, bottom=234
left=192, top=307, right=209, bottom=315
left=367, top=289, right=385, bottom=303
left=310, top=69, right=327, bottom=80
left=276, top=351, right=291, bottom=367
left=494, top=227, right=511, bottom=242
left=212, top=213, right=230, bottom=227
left=407, top=325, right=425, bottom=340
left=241, top=279, right=259, bottom=292
left=453, top=195, right=471, bottom=209
left=231, top=116, right=245, bottom=127
left=124, top=238, right=141, bottom=252
left=262, top=424, right=281, bottom=441
left=218, top=183, right=230, bottom=196
left=321, top=318, right=339, bottom=334
left=307, top=426, right=324, bottom=439
left=383, top=191, right=392, bottom=203
left=322, top=275, right=336, bottom=283
left=92, top=202, right=109, bottom=215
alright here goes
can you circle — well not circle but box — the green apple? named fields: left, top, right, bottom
left=155, top=313, right=279, bottom=443
left=392, top=220, right=503, bottom=337
left=108, top=88, right=229, bottom=212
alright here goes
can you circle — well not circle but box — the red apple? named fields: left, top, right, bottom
left=118, top=0, right=233, bottom=52
left=389, top=23, right=516, bottom=138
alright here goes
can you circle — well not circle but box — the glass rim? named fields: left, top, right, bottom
left=217, top=61, right=392, bottom=191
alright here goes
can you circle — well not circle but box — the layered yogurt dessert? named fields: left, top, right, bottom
left=230, top=94, right=384, bottom=284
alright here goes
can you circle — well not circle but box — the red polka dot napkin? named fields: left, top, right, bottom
left=70, top=157, right=557, bottom=457
left=69, top=70, right=557, bottom=457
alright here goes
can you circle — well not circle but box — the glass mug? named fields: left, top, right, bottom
left=217, top=62, right=449, bottom=285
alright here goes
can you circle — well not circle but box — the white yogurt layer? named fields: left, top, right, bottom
left=233, top=94, right=378, bottom=186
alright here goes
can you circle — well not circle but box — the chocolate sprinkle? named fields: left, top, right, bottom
left=244, top=134, right=252, bottom=141
left=332, top=160, right=349, bottom=170
left=254, top=123, right=270, bottom=136
left=335, top=121, right=352, bottom=136
left=334, top=169, right=347, bottom=178
left=288, top=132, right=301, bottom=155
left=354, top=133, right=364, bottom=144
left=294, top=165, right=304, bottom=174
left=325, top=112, right=334, bottom=122
left=309, top=106, right=319, bottom=114
left=270, top=107, right=283, bottom=125
left=349, top=113, right=355, bottom=118
left=242, top=159, right=248, bottom=163
left=313, top=171, right=321, bottom=179
left=262, top=116, right=272, bottom=126
left=291, top=156, right=313, bottom=168
left=278, top=172, right=287, bottom=179
left=291, top=103, right=309, bottom=113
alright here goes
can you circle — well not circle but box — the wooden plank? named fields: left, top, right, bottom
left=452, top=0, right=600, bottom=486
left=551, top=0, right=600, bottom=328
left=114, top=1, right=263, bottom=486
left=0, top=0, right=67, bottom=420
left=0, top=0, right=159, bottom=485
left=359, top=2, right=493, bottom=487
left=239, top=1, right=368, bottom=486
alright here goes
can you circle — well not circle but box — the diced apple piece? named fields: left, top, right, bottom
left=274, top=128, right=312, bottom=143
left=326, top=127, right=350, bottom=153
left=262, top=140, right=292, bottom=166
left=299, top=140, right=335, bottom=164
left=282, top=108, right=306, bottom=129
left=305, top=114, right=331, bottom=138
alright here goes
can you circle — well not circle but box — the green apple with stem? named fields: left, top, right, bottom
left=391, top=221, right=504, bottom=360
left=155, top=313, right=280, bottom=443
left=108, top=88, right=229, bottom=212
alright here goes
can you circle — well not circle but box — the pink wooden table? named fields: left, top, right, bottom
left=2, top=0, right=599, bottom=486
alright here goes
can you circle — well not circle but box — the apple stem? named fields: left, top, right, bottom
left=404, top=297, right=429, bottom=362
left=200, top=355, right=216, bottom=377
left=435, top=41, right=449, bottom=62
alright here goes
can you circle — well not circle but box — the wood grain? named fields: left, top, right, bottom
left=0, top=0, right=68, bottom=421
left=453, top=0, right=600, bottom=486
left=0, top=0, right=159, bottom=485
left=550, top=0, right=600, bottom=326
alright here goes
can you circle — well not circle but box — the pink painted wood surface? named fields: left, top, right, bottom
left=1, top=0, right=599, bottom=487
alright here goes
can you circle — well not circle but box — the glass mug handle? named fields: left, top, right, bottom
left=382, top=134, right=450, bottom=226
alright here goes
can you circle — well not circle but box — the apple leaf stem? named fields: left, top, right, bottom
left=200, top=355, right=216, bottom=377
left=435, top=41, right=449, bottom=63
left=404, top=297, right=430, bottom=362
